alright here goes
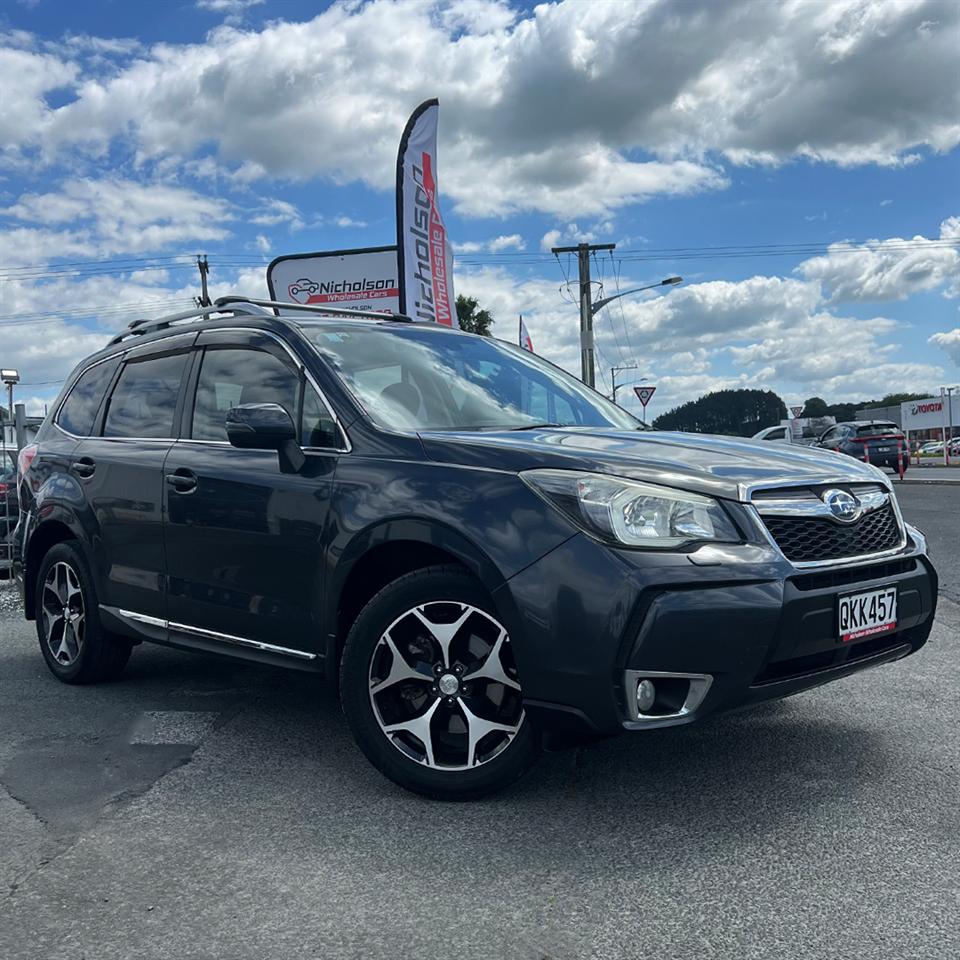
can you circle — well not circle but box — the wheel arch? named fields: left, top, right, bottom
left=326, top=519, right=507, bottom=672
left=22, top=516, right=85, bottom=620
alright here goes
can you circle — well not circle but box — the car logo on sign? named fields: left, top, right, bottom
left=822, top=488, right=861, bottom=523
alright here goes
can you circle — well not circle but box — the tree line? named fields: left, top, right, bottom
left=653, top=390, right=931, bottom=435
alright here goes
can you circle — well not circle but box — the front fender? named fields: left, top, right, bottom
left=322, top=458, right=578, bottom=661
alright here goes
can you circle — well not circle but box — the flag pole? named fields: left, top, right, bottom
left=518, top=314, right=522, bottom=347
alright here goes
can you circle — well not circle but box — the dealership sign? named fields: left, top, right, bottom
left=267, top=246, right=400, bottom=315
left=901, top=395, right=960, bottom=431
left=396, top=99, right=457, bottom=326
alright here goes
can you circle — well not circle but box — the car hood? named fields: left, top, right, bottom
left=418, top=428, right=887, bottom=501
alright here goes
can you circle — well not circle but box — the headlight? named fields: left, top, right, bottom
left=520, top=469, right=740, bottom=549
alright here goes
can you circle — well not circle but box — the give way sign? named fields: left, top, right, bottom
left=634, top=385, right=657, bottom=408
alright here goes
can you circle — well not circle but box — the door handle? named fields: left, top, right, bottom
left=165, top=470, right=198, bottom=493
left=71, top=457, right=96, bottom=479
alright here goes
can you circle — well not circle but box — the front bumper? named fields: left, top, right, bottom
left=494, top=528, right=937, bottom=739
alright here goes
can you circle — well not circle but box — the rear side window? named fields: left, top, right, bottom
left=56, top=358, right=120, bottom=437
left=103, top=353, right=189, bottom=439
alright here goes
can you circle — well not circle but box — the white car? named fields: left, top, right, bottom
left=752, top=425, right=792, bottom=443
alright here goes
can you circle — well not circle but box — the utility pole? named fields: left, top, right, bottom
left=551, top=242, right=615, bottom=387
left=196, top=255, right=211, bottom=308
left=610, top=363, right=638, bottom=404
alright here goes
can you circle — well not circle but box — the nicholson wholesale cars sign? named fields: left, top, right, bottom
left=266, top=99, right=457, bottom=326
left=267, top=246, right=400, bottom=314
left=396, top=99, right=457, bottom=326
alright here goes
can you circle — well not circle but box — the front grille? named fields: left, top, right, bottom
left=762, top=504, right=902, bottom=563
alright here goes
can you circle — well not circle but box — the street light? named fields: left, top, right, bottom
left=591, top=276, right=682, bottom=316
left=610, top=363, right=638, bottom=403
left=1, top=369, right=19, bottom=426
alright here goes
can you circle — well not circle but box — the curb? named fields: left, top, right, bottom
left=894, top=477, right=960, bottom=485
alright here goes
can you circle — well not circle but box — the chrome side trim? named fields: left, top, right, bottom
left=168, top=619, right=317, bottom=660
left=623, top=670, right=713, bottom=723
left=116, top=608, right=166, bottom=629
left=112, top=608, right=316, bottom=661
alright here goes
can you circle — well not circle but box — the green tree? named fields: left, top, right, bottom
left=861, top=392, right=929, bottom=409
left=652, top=389, right=788, bottom=437
left=802, top=396, right=829, bottom=417
left=455, top=295, right=494, bottom=336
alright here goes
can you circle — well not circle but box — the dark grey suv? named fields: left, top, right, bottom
left=12, top=298, right=938, bottom=799
left=817, top=421, right=908, bottom=472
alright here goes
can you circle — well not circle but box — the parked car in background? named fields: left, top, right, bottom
left=750, top=423, right=792, bottom=443
left=817, top=421, right=907, bottom=472
left=0, top=464, right=18, bottom=516
left=12, top=298, right=938, bottom=799
left=751, top=425, right=792, bottom=443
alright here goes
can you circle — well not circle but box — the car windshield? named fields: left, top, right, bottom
left=300, top=323, right=640, bottom=433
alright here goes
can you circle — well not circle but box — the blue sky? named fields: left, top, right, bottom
left=1, top=0, right=958, bottom=421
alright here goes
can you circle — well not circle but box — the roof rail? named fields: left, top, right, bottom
left=106, top=301, right=271, bottom=346
left=215, top=296, right=413, bottom=322
left=106, top=295, right=415, bottom=347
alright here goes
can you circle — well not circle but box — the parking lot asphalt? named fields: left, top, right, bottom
left=1, top=485, right=958, bottom=960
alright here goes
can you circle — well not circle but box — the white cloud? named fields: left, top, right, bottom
left=487, top=233, right=524, bottom=253
left=254, top=233, right=270, bottom=253
left=249, top=198, right=303, bottom=229
left=930, top=328, right=960, bottom=366
left=6, top=0, right=953, bottom=217
left=455, top=233, right=526, bottom=254
left=196, top=0, right=264, bottom=12
left=797, top=216, right=960, bottom=302
left=457, top=263, right=946, bottom=410
left=1, top=178, right=231, bottom=262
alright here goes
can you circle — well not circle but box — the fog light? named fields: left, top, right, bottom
left=637, top=679, right=656, bottom=713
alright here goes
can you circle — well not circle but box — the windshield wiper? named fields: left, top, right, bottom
left=509, top=422, right=565, bottom=431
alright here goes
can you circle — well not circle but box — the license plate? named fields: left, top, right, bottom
left=838, top=587, right=897, bottom=643
left=877, top=446, right=892, bottom=453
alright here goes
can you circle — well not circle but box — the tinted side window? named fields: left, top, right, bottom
left=103, top=353, right=189, bottom=439
left=192, top=348, right=299, bottom=442
left=57, top=358, right=120, bottom=437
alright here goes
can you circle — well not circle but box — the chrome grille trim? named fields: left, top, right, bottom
left=745, top=483, right=908, bottom=570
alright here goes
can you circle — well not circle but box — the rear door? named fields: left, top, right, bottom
left=74, top=334, right=195, bottom=620
left=161, top=329, right=344, bottom=657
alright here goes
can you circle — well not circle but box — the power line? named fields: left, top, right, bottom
left=592, top=250, right=629, bottom=367
left=0, top=297, right=196, bottom=327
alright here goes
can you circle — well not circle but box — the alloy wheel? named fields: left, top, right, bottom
left=40, top=561, right=85, bottom=666
left=368, top=601, right=524, bottom=770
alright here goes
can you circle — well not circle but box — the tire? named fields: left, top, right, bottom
left=35, top=542, right=133, bottom=684
left=340, top=565, right=539, bottom=800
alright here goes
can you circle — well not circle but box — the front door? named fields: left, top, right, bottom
left=162, top=331, right=343, bottom=656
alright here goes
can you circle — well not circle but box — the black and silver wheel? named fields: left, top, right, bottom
left=35, top=542, right=132, bottom=684
left=40, top=560, right=86, bottom=667
left=341, top=566, right=539, bottom=799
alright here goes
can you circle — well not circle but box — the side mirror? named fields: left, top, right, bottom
left=226, top=403, right=305, bottom=472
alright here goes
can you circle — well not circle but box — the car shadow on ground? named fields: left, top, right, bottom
left=4, top=635, right=894, bottom=874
